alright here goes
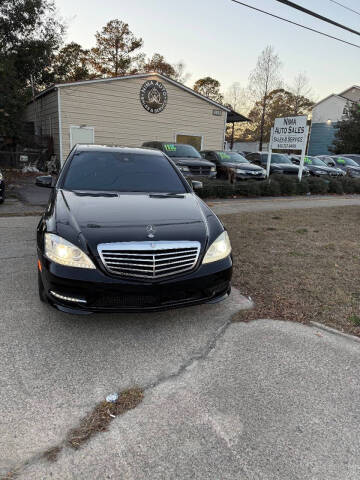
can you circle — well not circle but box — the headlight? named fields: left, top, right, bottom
left=178, top=166, right=190, bottom=172
left=236, top=169, right=247, bottom=174
left=0, top=172, right=3, bottom=181
left=315, top=170, right=326, bottom=175
left=210, top=167, right=216, bottom=172
left=202, top=231, right=231, bottom=264
left=45, top=233, right=96, bottom=269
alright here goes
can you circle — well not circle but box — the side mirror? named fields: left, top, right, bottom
left=35, top=175, right=53, bottom=188
left=191, top=180, right=203, bottom=190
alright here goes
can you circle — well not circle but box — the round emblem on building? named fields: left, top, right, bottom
left=140, top=80, right=168, bottom=114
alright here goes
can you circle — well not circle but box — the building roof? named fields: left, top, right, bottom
left=226, top=108, right=250, bottom=123
left=312, top=93, right=348, bottom=109
left=33, top=72, right=231, bottom=112
left=313, top=86, right=360, bottom=109
left=338, top=85, right=360, bottom=98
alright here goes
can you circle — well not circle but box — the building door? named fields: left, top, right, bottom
left=70, top=126, right=94, bottom=148
left=176, top=134, right=202, bottom=151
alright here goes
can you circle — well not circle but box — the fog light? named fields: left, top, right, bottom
left=50, top=290, right=87, bottom=304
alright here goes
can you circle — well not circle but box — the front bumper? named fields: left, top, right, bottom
left=236, top=172, right=266, bottom=180
left=183, top=171, right=217, bottom=178
left=38, top=252, right=232, bottom=314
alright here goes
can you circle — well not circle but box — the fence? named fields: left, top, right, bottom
left=0, top=135, right=53, bottom=170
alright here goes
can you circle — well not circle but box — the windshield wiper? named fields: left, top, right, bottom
left=149, top=193, right=185, bottom=198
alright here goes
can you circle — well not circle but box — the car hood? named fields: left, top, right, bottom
left=52, top=190, right=209, bottom=256
left=221, top=162, right=264, bottom=171
left=169, top=157, right=215, bottom=167
left=307, top=165, right=336, bottom=172
left=271, top=163, right=300, bottom=170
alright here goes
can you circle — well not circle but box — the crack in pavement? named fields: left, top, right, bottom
left=2, top=295, right=253, bottom=479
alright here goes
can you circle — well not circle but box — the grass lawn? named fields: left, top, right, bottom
left=221, top=206, right=360, bottom=336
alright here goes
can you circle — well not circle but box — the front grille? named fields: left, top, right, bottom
left=97, top=241, right=201, bottom=279
left=189, top=166, right=211, bottom=176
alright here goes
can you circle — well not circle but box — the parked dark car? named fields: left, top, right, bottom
left=0, top=169, right=5, bottom=204
left=200, top=150, right=266, bottom=180
left=246, top=152, right=310, bottom=176
left=35, top=145, right=232, bottom=314
left=290, top=155, right=344, bottom=177
left=142, top=141, right=216, bottom=178
left=323, top=156, right=360, bottom=178
left=341, top=154, right=360, bottom=166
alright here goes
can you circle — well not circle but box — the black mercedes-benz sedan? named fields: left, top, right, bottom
left=35, top=145, right=232, bottom=314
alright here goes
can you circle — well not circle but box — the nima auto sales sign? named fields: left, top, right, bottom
left=272, top=116, right=308, bottom=150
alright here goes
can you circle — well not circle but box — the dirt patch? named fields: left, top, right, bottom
left=42, top=446, right=62, bottom=463
left=67, top=388, right=144, bottom=449
left=221, top=206, right=360, bottom=336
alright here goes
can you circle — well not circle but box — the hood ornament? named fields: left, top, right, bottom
left=146, top=225, right=156, bottom=238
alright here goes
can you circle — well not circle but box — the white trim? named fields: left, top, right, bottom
left=69, top=125, right=95, bottom=149
left=223, top=112, right=227, bottom=149
left=35, top=73, right=230, bottom=112
left=57, top=88, right=63, bottom=166
left=175, top=132, right=204, bottom=150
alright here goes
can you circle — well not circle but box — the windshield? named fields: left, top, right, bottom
left=261, top=153, right=292, bottom=165
left=217, top=152, right=250, bottom=164
left=62, top=152, right=187, bottom=193
left=162, top=144, right=201, bottom=158
left=333, top=156, right=358, bottom=167
left=344, top=155, right=360, bottom=163
left=304, top=157, right=327, bottom=167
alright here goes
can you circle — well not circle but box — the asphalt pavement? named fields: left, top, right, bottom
left=1, top=204, right=360, bottom=479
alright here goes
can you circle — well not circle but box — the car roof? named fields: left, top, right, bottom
left=74, top=144, right=162, bottom=155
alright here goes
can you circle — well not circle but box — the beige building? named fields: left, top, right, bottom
left=24, top=73, right=230, bottom=165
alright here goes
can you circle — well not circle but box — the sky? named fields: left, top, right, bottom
left=55, top=0, right=359, bottom=102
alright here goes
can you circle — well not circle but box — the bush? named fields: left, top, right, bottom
left=339, top=177, right=357, bottom=194
left=234, top=181, right=262, bottom=197
left=307, top=177, right=329, bottom=194
left=351, top=178, right=360, bottom=193
left=328, top=179, right=344, bottom=194
left=271, top=174, right=297, bottom=195
left=259, top=179, right=281, bottom=196
left=295, top=179, right=310, bottom=195
left=197, top=174, right=360, bottom=199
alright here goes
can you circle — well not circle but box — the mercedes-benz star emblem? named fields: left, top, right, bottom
left=146, top=225, right=156, bottom=238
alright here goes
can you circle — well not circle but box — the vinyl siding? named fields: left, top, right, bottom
left=341, top=87, right=360, bottom=103
left=23, top=90, right=60, bottom=161
left=308, top=123, right=337, bottom=155
left=312, top=96, right=347, bottom=123
left=59, top=75, right=226, bottom=161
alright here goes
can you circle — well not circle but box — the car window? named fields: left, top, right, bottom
left=311, top=157, right=327, bottom=166
left=162, top=144, right=201, bottom=158
left=63, top=151, right=187, bottom=193
left=216, top=152, right=250, bottom=164
left=334, top=157, right=358, bottom=166
left=261, top=154, right=292, bottom=164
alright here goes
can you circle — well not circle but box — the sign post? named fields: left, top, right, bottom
left=269, top=115, right=309, bottom=181
left=266, top=128, right=273, bottom=179
left=298, top=126, right=309, bottom=182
